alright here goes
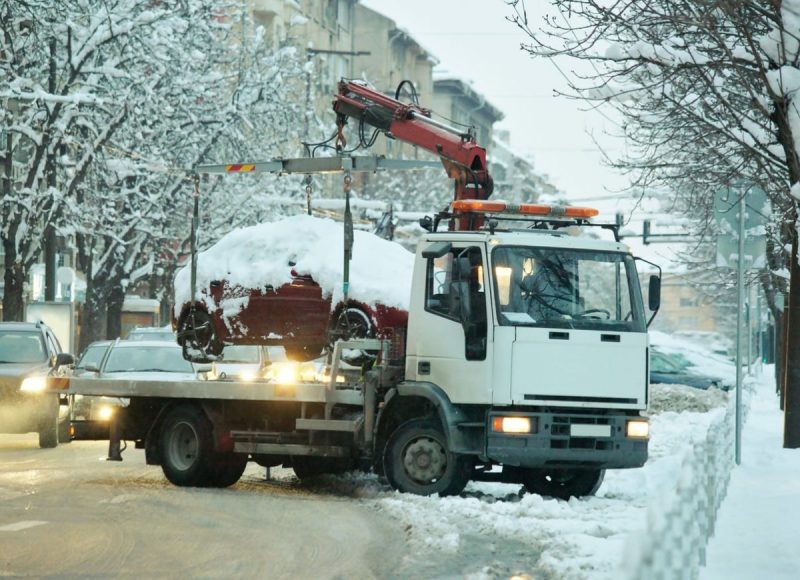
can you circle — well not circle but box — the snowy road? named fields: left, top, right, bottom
left=0, top=332, right=736, bottom=580
left=0, top=436, right=406, bottom=578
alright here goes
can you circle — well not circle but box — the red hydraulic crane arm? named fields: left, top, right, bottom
left=333, top=80, right=493, bottom=229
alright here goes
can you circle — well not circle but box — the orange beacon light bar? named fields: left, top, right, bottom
left=451, top=200, right=599, bottom=219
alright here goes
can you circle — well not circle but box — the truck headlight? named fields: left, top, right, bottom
left=626, top=420, right=649, bottom=439
left=492, top=416, right=533, bottom=434
left=20, top=376, right=47, bottom=393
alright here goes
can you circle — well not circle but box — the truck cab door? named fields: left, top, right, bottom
left=405, top=244, right=493, bottom=404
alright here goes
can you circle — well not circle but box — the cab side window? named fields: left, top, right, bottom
left=425, top=246, right=487, bottom=360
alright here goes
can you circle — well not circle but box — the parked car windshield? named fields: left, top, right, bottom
left=650, top=351, right=685, bottom=374
left=491, top=246, right=646, bottom=332
left=76, top=343, right=109, bottom=369
left=0, top=330, right=47, bottom=363
left=221, top=345, right=261, bottom=364
left=104, top=346, right=194, bottom=373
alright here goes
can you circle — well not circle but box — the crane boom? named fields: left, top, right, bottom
left=333, top=80, right=493, bottom=230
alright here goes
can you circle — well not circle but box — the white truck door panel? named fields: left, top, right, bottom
left=409, top=310, right=493, bottom=405
left=491, top=326, right=515, bottom=405
left=511, top=328, right=647, bottom=408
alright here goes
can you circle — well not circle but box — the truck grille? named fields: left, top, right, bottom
left=550, top=416, right=615, bottom=451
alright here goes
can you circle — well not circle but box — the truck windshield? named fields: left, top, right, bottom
left=491, top=246, right=645, bottom=332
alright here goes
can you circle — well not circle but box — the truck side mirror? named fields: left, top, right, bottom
left=449, top=281, right=472, bottom=327
left=648, top=275, right=661, bottom=311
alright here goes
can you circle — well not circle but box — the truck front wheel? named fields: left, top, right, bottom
left=159, top=405, right=216, bottom=487
left=522, top=468, right=605, bottom=500
left=384, top=419, right=470, bottom=496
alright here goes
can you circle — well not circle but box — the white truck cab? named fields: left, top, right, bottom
left=381, top=221, right=655, bottom=498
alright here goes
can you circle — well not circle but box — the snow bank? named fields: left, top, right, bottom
left=649, top=383, right=729, bottom=414
left=174, top=215, right=415, bottom=317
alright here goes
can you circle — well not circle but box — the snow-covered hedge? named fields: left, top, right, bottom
left=619, top=379, right=754, bottom=580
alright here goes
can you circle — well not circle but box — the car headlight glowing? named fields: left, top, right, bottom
left=97, top=406, right=114, bottom=421
left=20, top=376, right=47, bottom=393
left=626, top=420, right=650, bottom=439
left=272, top=363, right=298, bottom=385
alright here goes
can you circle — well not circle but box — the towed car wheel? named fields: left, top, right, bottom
left=329, top=307, right=375, bottom=366
left=179, top=308, right=222, bottom=363
left=522, top=468, right=605, bottom=500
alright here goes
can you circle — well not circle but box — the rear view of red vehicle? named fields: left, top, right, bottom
left=173, top=215, right=411, bottom=363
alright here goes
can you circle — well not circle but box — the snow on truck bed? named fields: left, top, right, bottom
left=174, top=215, right=415, bottom=317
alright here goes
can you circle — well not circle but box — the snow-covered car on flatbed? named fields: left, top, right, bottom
left=173, top=215, right=411, bottom=363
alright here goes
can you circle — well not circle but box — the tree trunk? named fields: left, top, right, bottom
left=784, top=225, right=800, bottom=447
left=152, top=262, right=176, bottom=327
left=81, top=272, right=109, bottom=350
left=2, top=237, right=26, bottom=321
left=106, top=278, right=125, bottom=339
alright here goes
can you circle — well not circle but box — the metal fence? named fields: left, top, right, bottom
left=619, top=383, right=752, bottom=580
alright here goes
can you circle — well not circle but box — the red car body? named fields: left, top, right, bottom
left=174, top=273, right=408, bottom=362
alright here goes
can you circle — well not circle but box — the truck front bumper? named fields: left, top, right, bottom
left=485, top=410, right=648, bottom=469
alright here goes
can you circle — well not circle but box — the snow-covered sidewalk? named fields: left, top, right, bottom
left=700, top=374, right=800, bottom=580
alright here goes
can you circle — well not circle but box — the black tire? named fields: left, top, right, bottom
left=522, top=468, right=605, bottom=500
left=329, top=307, right=375, bottom=366
left=38, top=417, right=59, bottom=449
left=207, top=454, right=248, bottom=488
left=159, top=405, right=217, bottom=487
left=58, top=416, right=71, bottom=443
left=384, top=419, right=471, bottom=496
left=179, top=308, right=222, bottom=363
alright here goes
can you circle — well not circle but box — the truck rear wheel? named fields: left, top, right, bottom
left=384, top=419, right=470, bottom=496
left=207, top=454, right=248, bottom=488
left=522, top=468, right=605, bottom=500
left=159, top=405, right=216, bottom=487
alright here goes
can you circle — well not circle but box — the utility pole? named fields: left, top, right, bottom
left=734, top=191, right=745, bottom=465
left=44, top=38, right=57, bottom=301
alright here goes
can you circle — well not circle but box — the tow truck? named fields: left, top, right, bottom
left=51, top=80, right=661, bottom=498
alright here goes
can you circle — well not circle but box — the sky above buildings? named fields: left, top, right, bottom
left=360, top=0, right=629, bottom=207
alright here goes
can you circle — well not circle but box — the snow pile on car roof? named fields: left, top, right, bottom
left=174, top=215, right=414, bottom=313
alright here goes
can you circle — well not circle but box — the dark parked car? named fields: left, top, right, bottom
left=649, top=349, right=726, bottom=390
left=0, top=321, right=74, bottom=447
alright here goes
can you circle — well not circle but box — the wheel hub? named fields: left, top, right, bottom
left=167, top=421, right=199, bottom=471
left=402, top=437, right=446, bottom=483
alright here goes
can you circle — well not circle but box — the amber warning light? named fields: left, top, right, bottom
left=451, top=200, right=599, bottom=219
